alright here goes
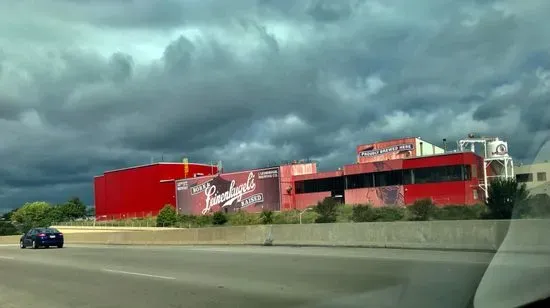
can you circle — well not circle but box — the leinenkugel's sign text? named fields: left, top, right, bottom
left=176, top=168, right=280, bottom=215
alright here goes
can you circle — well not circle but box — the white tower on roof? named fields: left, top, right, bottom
left=458, top=133, right=514, bottom=199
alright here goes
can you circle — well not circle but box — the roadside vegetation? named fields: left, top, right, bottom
left=2, top=179, right=549, bottom=234
left=0, top=197, right=88, bottom=235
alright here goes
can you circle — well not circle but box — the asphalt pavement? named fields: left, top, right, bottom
left=0, top=244, right=495, bottom=308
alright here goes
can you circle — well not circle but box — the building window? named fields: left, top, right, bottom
left=537, top=172, right=547, bottom=182
left=463, top=165, right=472, bottom=181
left=403, top=169, right=414, bottom=185
left=295, top=181, right=305, bottom=194
left=295, top=177, right=344, bottom=194
left=346, top=173, right=374, bottom=189
left=413, top=165, right=464, bottom=184
left=374, top=170, right=403, bottom=187
left=516, top=173, right=533, bottom=183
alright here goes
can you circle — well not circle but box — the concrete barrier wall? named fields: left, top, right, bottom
left=50, top=226, right=181, bottom=234
left=0, top=235, right=20, bottom=245
left=2, top=220, right=549, bottom=252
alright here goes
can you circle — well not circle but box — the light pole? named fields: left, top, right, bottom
left=299, top=208, right=312, bottom=224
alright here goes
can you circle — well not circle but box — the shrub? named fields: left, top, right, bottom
left=375, top=206, right=406, bottom=221
left=156, top=204, right=178, bottom=227
left=434, top=205, right=487, bottom=220
left=351, top=205, right=376, bottom=222
left=314, top=197, right=338, bottom=223
left=260, top=210, right=274, bottom=224
left=270, top=210, right=303, bottom=224
left=212, top=211, right=228, bottom=225
left=352, top=205, right=405, bottom=222
left=273, top=210, right=298, bottom=224
left=485, top=178, right=529, bottom=219
left=408, top=198, right=437, bottom=221
left=336, top=204, right=354, bottom=222
left=228, top=211, right=259, bottom=226
left=195, top=214, right=213, bottom=227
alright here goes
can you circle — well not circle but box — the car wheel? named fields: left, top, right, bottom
left=20, top=241, right=25, bottom=249
left=45, top=246, right=50, bottom=249
left=32, top=240, right=39, bottom=249
left=57, top=244, right=64, bottom=248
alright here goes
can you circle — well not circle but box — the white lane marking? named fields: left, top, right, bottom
left=102, top=269, right=176, bottom=280
left=0, top=244, right=18, bottom=247
left=0, top=256, right=15, bottom=260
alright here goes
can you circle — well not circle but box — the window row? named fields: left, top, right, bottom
left=516, top=172, right=547, bottom=183
left=295, top=165, right=472, bottom=194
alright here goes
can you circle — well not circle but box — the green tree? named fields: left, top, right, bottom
left=1, top=208, right=18, bottom=221
left=314, top=197, right=338, bottom=223
left=46, top=205, right=67, bottom=223
left=0, top=221, right=18, bottom=236
left=485, top=178, right=529, bottom=219
left=11, top=201, right=53, bottom=232
left=156, top=204, right=178, bottom=227
left=61, top=197, right=87, bottom=220
left=212, top=211, right=228, bottom=225
left=86, top=206, right=96, bottom=217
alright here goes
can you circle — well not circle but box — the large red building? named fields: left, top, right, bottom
left=94, top=137, right=487, bottom=219
left=94, top=162, right=218, bottom=220
left=293, top=151, right=484, bottom=209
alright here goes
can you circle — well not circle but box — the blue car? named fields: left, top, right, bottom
left=20, top=228, right=64, bottom=249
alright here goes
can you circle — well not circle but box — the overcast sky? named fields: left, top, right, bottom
left=1, top=0, right=549, bottom=210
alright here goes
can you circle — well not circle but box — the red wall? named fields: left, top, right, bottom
left=345, top=186, right=405, bottom=206
left=94, top=163, right=218, bottom=220
left=294, top=191, right=331, bottom=209
left=279, top=165, right=294, bottom=211
left=280, top=163, right=318, bottom=210
left=403, top=152, right=483, bottom=206
left=293, top=170, right=342, bottom=181
left=344, top=159, right=403, bottom=175
left=404, top=182, right=469, bottom=205
left=402, top=152, right=478, bottom=169
left=93, top=176, right=106, bottom=217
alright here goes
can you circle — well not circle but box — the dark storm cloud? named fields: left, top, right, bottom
left=1, top=0, right=550, bottom=210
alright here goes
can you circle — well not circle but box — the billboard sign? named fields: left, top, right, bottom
left=357, top=138, right=417, bottom=164
left=359, top=144, right=414, bottom=157
left=176, top=168, right=280, bottom=215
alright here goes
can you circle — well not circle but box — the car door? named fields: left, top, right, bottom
left=24, top=229, right=35, bottom=246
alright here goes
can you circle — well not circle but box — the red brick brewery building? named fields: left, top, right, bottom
left=94, top=136, right=507, bottom=219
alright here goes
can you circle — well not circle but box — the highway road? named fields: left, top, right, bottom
left=0, top=244, right=495, bottom=308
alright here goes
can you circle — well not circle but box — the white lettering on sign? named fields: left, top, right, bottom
left=176, top=181, right=188, bottom=191
left=240, top=193, right=264, bottom=208
left=359, top=144, right=414, bottom=157
left=190, top=180, right=212, bottom=195
left=202, top=172, right=257, bottom=215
